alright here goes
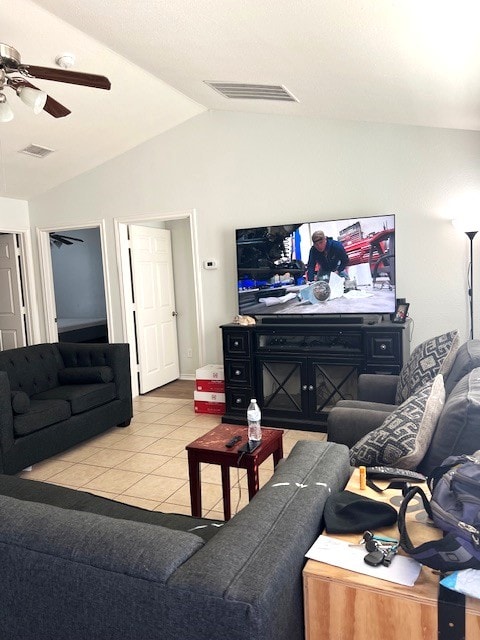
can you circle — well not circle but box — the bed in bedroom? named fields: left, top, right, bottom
left=57, top=317, right=108, bottom=343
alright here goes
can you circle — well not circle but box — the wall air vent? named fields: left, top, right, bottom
left=205, top=82, right=298, bottom=102
left=18, top=144, right=55, bottom=158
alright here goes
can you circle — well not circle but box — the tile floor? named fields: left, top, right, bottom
left=17, top=390, right=327, bottom=520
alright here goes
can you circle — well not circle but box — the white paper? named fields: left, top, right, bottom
left=327, top=271, right=345, bottom=300
left=306, top=534, right=422, bottom=587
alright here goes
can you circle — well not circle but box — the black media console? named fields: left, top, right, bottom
left=220, top=318, right=411, bottom=432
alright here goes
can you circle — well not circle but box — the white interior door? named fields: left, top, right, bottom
left=0, top=234, right=26, bottom=350
left=129, top=225, right=180, bottom=393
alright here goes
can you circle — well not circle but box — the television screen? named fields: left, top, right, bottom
left=236, top=214, right=395, bottom=317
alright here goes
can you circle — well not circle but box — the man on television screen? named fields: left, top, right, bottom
left=306, top=230, right=349, bottom=282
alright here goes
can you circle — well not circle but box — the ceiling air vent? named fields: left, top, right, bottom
left=18, top=144, right=55, bottom=159
left=205, top=82, right=298, bottom=102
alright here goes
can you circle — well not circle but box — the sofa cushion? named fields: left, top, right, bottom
left=395, top=330, right=459, bottom=404
left=58, top=366, right=114, bottom=385
left=350, top=375, right=445, bottom=469
left=0, top=344, right=63, bottom=396
left=444, top=340, right=480, bottom=396
left=419, top=368, right=480, bottom=474
left=13, top=399, right=71, bottom=437
left=11, top=390, right=30, bottom=414
left=32, top=383, right=116, bottom=415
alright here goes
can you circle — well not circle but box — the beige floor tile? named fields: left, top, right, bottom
left=83, top=488, right=119, bottom=500
left=185, top=415, right=221, bottom=428
left=115, top=452, right=170, bottom=473
left=142, top=439, right=186, bottom=457
left=166, top=481, right=223, bottom=511
left=88, top=430, right=129, bottom=447
left=152, top=457, right=189, bottom=480
left=83, top=468, right=146, bottom=493
left=170, top=406, right=196, bottom=416
left=17, top=459, right=73, bottom=481
left=82, top=448, right=134, bottom=468
left=167, top=425, right=213, bottom=442
left=123, top=475, right=186, bottom=502
left=158, top=414, right=194, bottom=426
left=108, top=435, right=159, bottom=452
left=144, top=405, right=179, bottom=416
left=155, top=502, right=193, bottom=515
left=46, top=463, right=107, bottom=488
left=159, top=398, right=192, bottom=406
left=54, top=444, right=103, bottom=463
left=115, top=494, right=161, bottom=510
left=204, top=509, right=225, bottom=520
left=130, top=413, right=161, bottom=424
left=132, top=423, right=178, bottom=438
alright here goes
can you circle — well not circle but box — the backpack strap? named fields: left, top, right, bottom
left=398, top=485, right=480, bottom=571
left=398, top=485, right=433, bottom=554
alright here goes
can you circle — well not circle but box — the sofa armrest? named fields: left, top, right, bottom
left=327, top=406, right=391, bottom=448
left=358, top=373, right=399, bottom=404
left=57, top=343, right=131, bottom=403
left=0, top=372, right=15, bottom=468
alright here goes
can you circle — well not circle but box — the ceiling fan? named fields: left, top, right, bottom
left=0, top=43, right=111, bottom=120
left=50, top=233, right=84, bottom=248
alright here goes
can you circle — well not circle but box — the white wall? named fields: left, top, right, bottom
left=0, top=197, right=29, bottom=229
left=27, top=111, right=480, bottom=362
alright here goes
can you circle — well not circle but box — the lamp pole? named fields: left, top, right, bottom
left=465, top=231, right=477, bottom=340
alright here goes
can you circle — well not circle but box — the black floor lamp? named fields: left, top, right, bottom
left=453, top=219, right=479, bottom=340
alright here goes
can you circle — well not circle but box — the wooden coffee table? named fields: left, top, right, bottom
left=303, top=468, right=480, bottom=640
left=186, top=423, right=284, bottom=520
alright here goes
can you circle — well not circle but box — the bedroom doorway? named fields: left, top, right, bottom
left=50, top=227, right=108, bottom=343
left=37, top=222, right=112, bottom=344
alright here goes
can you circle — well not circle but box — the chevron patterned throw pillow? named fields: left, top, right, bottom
left=395, top=330, right=459, bottom=405
left=350, top=375, right=445, bottom=469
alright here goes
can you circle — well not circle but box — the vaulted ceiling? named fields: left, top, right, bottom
left=2, top=0, right=479, bottom=200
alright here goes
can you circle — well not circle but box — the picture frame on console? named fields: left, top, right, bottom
left=393, top=302, right=409, bottom=323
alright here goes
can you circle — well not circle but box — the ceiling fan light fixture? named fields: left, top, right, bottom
left=17, top=86, right=47, bottom=115
left=0, top=93, right=14, bottom=122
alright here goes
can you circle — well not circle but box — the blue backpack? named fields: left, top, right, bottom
left=398, top=451, right=480, bottom=572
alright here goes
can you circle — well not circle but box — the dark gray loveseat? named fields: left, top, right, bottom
left=0, top=440, right=350, bottom=640
left=0, top=342, right=132, bottom=474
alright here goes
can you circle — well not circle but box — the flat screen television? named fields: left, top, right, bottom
left=236, top=214, right=395, bottom=318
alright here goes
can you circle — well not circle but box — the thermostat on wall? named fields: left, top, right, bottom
left=203, top=260, right=218, bottom=270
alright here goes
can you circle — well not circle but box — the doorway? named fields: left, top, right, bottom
left=37, top=221, right=112, bottom=344
left=0, top=230, right=39, bottom=349
left=115, top=210, right=205, bottom=398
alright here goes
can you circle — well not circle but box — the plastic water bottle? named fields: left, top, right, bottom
left=247, top=398, right=262, bottom=442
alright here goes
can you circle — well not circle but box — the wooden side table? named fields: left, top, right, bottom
left=186, top=423, right=284, bottom=520
left=303, top=468, right=480, bottom=640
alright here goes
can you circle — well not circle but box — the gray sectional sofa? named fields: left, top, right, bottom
left=0, top=440, right=351, bottom=640
left=0, top=342, right=132, bottom=474
left=327, top=338, right=480, bottom=474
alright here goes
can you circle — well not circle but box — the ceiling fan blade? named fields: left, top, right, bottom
left=56, top=234, right=84, bottom=242
left=21, top=65, right=111, bottom=90
left=44, top=95, right=71, bottom=118
left=8, top=77, right=71, bottom=117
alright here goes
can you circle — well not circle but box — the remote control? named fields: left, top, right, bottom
left=225, top=435, right=242, bottom=448
left=366, top=466, right=426, bottom=482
